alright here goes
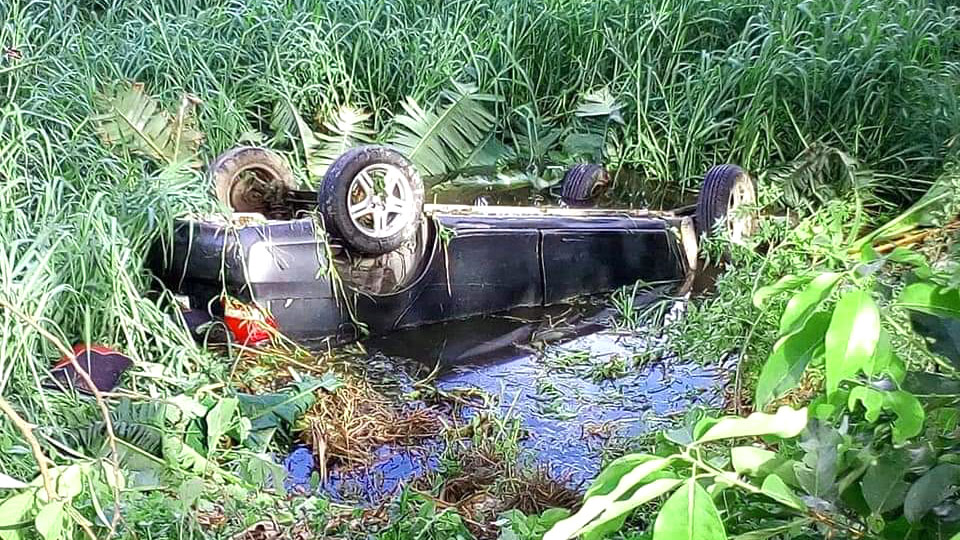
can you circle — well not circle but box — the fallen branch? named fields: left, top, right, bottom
left=0, top=297, right=123, bottom=538
left=0, top=396, right=55, bottom=500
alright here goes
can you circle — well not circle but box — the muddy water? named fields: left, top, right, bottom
left=288, top=300, right=726, bottom=503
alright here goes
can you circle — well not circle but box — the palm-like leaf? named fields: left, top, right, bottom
left=311, top=106, right=375, bottom=176
left=389, top=82, right=500, bottom=179
left=564, top=88, right=624, bottom=162
left=95, top=83, right=203, bottom=167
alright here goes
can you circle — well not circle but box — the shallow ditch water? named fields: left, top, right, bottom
left=285, top=299, right=727, bottom=504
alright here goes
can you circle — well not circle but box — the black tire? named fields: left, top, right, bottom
left=695, top=164, right=757, bottom=242
left=319, top=146, right=424, bottom=255
left=209, top=147, right=295, bottom=213
left=561, top=164, right=609, bottom=206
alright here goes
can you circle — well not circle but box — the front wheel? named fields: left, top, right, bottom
left=318, top=146, right=424, bottom=255
left=695, top=164, right=757, bottom=243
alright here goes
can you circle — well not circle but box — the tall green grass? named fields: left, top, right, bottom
left=0, top=0, right=958, bottom=534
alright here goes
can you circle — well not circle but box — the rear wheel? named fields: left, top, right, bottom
left=209, top=147, right=295, bottom=214
left=695, top=164, right=757, bottom=243
left=561, top=164, right=609, bottom=207
left=319, top=146, right=424, bottom=255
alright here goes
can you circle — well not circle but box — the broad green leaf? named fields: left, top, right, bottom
left=238, top=375, right=336, bottom=449
left=696, top=407, right=807, bottom=444
left=825, top=290, right=880, bottom=394
left=652, top=479, right=726, bottom=540
left=584, top=453, right=660, bottom=498
left=848, top=386, right=884, bottom=422
left=898, top=282, right=960, bottom=319
left=162, top=435, right=229, bottom=480
left=779, top=272, right=842, bottom=334
left=34, top=501, right=65, bottom=540
left=30, top=465, right=85, bottom=502
left=755, top=312, right=829, bottom=407
left=543, top=457, right=672, bottom=540
left=864, top=330, right=895, bottom=378
left=95, top=83, right=203, bottom=166
left=760, top=474, right=806, bottom=511
left=847, top=386, right=923, bottom=443
left=390, top=82, right=499, bottom=178
left=904, top=464, right=960, bottom=523
left=795, top=421, right=841, bottom=500
left=0, top=491, right=37, bottom=528
left=731, top=447, right=777, bottom=476
left=862, top=455, right=909, bottom=514
left=883, top=391, right=924, bottom=444
left=579, top=478, right=682, bottom=538
left=240, top=453, right=286, bottom=494
left=753, top=275, right=813, bottom=308
left=206, top=397, right=238, bottom=456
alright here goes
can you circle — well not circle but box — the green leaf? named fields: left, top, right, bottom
left=390, top=82, right=499, bottom=179
left=753, top=275, right=813, bottom=308
left=177, top=477, right=204, bottom=510
left=34, top=501, right=65, bottom=540
left=237, top=375, right=336, bottom=449
left=695, top=407, right=808, bottom=444
left=760, top=474, right=806, bottom=511
left=848, top=386, right=884, bottom=422
left=543, top=457, right=673, bottom=540
left=239, top=453, right=286, bottom=494
left=864, top=330, right=895, bottom=378
left=904, top=464, right=960, bottom=522
left=731, top=447, right=777, bottom=477
left=205, top=397, right=238, bottom=456
left=162, top=435, right=228, bottom=479
left=311, top=106, right=375, bottom=177
left=779, top=272, right=842, bottom=334
left=584, top=453, right=660, bottom=498
left=0, top=491, right=37, bottom=528
left=898, top=282, right=960, bottom=319
left=652, top=479, right=726, bottom=540
left=755, top=312, right=829, bottom=407
left=95, top=83, right=203, bottom=166
left=825, top=290, right=880, bottom=394
left=883, top=391, right=924, bottom=444
left=794, top=421, right=841, bottom=500
left=579, top=478, right=682, bottom=538
left=849, top=387, right=924, bottom=444
left=862, top=455, right=909, bottom=514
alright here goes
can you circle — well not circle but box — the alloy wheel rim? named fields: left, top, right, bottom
left=347, top=163, right=414, bottom=238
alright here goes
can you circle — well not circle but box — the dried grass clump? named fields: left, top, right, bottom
left=301, top=377, right=443, bottom=474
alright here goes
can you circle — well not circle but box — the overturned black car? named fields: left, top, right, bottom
left=152, top=145, right=756, bottom=344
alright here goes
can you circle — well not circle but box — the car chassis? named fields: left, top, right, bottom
left=153, top=146, right=754, bottom=345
